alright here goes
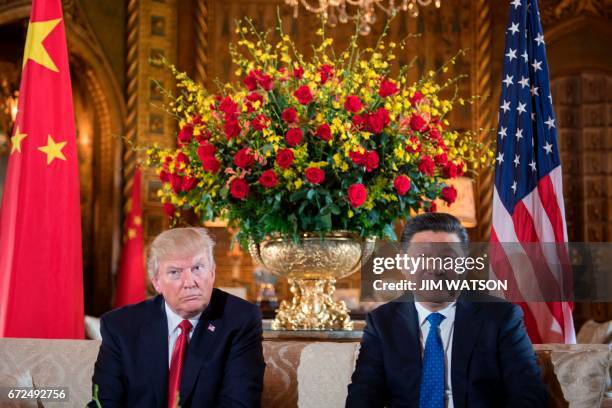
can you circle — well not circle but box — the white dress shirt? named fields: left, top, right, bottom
left=415, top=301, right=457, bottom=408
left=164, top=302, right=201, bottom=367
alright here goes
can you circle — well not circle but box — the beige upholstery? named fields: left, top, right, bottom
left=0, top=338, right=610, bottom=407
left=577, top=320, right=612, bottom=345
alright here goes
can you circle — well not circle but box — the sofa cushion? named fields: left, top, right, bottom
left=297, top=343, right=360, bottom=408
left=0, top=339, right=99, bottom=407
left=535, top=344, right=611, bottom=408
left=0, top=371, right=37, bottom=408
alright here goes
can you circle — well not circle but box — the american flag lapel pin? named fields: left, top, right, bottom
left=208, top=323, right=215, bottom=332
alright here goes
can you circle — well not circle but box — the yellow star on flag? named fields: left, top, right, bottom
left=10, top=126, right=27, bottom=154
left=38, top=135, right=67, bottom=164
left=23, top=18, right=62, bottom=72
left=133, top=216, right=142, bottom=226
left=127, top=228, right=137, bottom=240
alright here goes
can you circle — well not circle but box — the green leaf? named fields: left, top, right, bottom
left=314, top=213, right=332, bottom=230
left=289, top=190, right=308, bottom=202
left=307, top=189, right=316, bottom=200
left=383, top=224, right=397, bottom=241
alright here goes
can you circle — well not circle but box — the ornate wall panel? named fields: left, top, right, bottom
left=124, top=0, right=178, bottom=253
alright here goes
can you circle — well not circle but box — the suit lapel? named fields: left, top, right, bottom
left=140, top=295, right=169, bottom=406
left=451, top=300, right=483, bottom=408
left=179, top=289, right=225, bottom=404
left=396, top=301, right=423, bottom=386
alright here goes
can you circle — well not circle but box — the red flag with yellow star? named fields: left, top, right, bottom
left=113, top=167, right=146, bottom=308
left=0, top=0, right=84, bottom=338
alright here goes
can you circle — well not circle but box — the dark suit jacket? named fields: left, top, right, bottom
left=89, top=289, right=265, bottom=407
left=346, top=295, right=548, bottom=408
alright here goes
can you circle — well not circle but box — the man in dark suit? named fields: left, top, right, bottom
left=90, top=227, right=265, bottom=408
left=346, top=213, right=547, bottom=408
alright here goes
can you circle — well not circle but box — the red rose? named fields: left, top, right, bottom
left=170, top=173, right=183, bottom=193
left=293, top=66, right=304, bottom=79
left=441, top=186, right=457, bottom=204
left=409, top=114, right=428, bottom=132
left=378, top=78, right=399, bottom=98
left=234, top=148, right=255, bottom=169
left=318, top=64, right=334, bottom=84
left=243, top=72, right=257, bottom=91
left=428, top=201, right=437, bottom=213
left=201, top=156, right=220, bottom=173
left=230, top=178, right=250, bottom=200
left=457, top=162, right=465, bottom=176
left=285, top=128, right=303, bottom=147
left=159, top=170, right=170, bottom=183
left=176, top=152, right=189, bottom=166
left=344, top=95, right=363, bottom=113
left=315, top=123, right=332, bottom=141
left=352, top=114, right=367, bottom=130
left=276, top=148, right=294, bottom=169
left=393, top=175, right=411, bottom=196
left=197, top=142, right=216, bottom=161
left=305, top=167, right=325, bottom=184
left=178, top=124, right=193, bottom=144
left=281, top=107, right=298, bottom=124
left=257, top=72, right=274, bottom=91
left=434, top=153, right=448, bottom=166
left=429, top=127, right=441, bottom=140
left=442, top=162, right=458, bottom=179
left=245, top=92, right=263, bottom=112
left=163, top=203, right=176, bottom=218
left=364, top=151, right=379, bottom=172
left=410, top=91, right=424, bottom=105
left=251, top=114, right=270, bottom=131
left=181, top=176, right=198, bottom=192
left=258, top=169, right=278, bottom=188
left=367, top=108, right=390, bottom=133
left=294, top=85, right=313, bottom=105
left=418, top=155, right=436, bottom=176
left=405, top=136, right=422, bottom=153
left=347, top=183, right=367, bottom=208
left=224, top=119, right=241, bottom=139
left=349, top=150, right=366, bottom=165
left=218, top=96, right=239, bottom=119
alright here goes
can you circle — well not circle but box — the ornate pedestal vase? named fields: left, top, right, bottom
left=248, top=232, right=375, bottom=330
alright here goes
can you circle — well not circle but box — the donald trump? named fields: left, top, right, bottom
left=90, top=227, right=265, bottom=407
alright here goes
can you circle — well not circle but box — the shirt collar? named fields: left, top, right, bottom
left=414, top=301, right=457, bottom=327
left=164, top=301, right=202, bottom=334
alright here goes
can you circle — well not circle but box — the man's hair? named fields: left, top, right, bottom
left=147, top=227, right=216, bottom=279
left=400, top=213, right=469, bottom=246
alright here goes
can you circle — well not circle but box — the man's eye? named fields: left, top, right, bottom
left=168, top=270, right=179, bottom=276
left=192, top=265, right=203, bottom=272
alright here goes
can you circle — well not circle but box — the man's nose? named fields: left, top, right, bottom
left=182, top=268, right=198, bottom=288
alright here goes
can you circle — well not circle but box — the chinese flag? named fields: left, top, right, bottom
left=113, top=167, right=146, bottom=308
left=0, top=0, right=84, bottom=338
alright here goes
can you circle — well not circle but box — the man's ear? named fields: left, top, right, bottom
left=151, top=274, right=163, bottom=294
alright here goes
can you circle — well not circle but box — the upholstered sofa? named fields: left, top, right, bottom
left=0, top=338, right=610, bottom=407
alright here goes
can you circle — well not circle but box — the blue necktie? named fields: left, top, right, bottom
left=419, top=312, right=446, bottom=408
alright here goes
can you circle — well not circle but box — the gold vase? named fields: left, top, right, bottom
left=248, top=231, right=375, bottom=330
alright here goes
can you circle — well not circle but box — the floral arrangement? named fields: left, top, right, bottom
left=147, top=19, right=491, bottom=246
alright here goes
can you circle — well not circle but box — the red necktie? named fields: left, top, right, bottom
left=168, top=319, right=193, bottom=408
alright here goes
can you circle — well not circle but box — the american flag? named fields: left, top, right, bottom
left=490, top=0, right=575, bottom=344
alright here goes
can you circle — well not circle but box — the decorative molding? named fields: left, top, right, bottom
left=540, top=0, right=612, bottom=26
left=123, top=0, right=139, bottom=203
left=472, top=0, right=494, bottom=241
left=194, top=0, right=208, bottom=85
